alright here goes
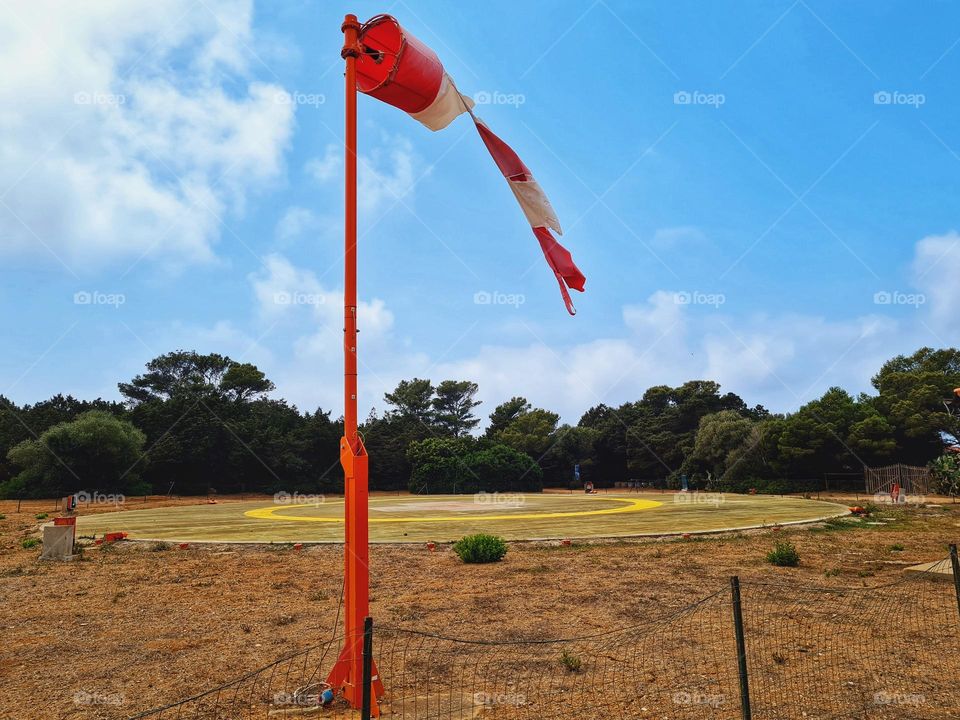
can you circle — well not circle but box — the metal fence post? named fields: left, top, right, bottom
left=730, top=576, right=752, bottom=720
left=950, top=545, right=960, bottom=622
left=361, top=616, right=374, bottom=720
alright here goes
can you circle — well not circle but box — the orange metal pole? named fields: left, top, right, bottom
left=328, top=15, right=381, bottom=714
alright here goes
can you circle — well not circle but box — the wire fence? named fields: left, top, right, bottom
left=128, top=554, right=960, bottom=720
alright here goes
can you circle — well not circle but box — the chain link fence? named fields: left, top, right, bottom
left=128, top=554, right=960, bottom=720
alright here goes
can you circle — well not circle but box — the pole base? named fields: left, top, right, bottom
left=326, top=644, right=384, bottom=716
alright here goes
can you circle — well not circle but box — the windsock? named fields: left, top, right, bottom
left=354, top=14, right=586, bottom=314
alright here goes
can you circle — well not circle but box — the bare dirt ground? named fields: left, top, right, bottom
left=1, top=493, right=959, bottom=720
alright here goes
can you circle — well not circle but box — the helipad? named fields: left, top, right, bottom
left=75, top=492, right=849, bottom=543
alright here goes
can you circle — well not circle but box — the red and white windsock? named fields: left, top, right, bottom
left=354, top=14, right=586, bottom=315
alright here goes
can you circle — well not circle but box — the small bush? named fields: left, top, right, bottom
left=0, top=513, right=6, bottom=520
left=35, top=513, right=48, bottom=520
left=766, top=541, right=800, bottom=567
left=890, top=543, right=905, bottom=552
left=453, top=533, right=507, bottom=564
left=150, top=541, right=172, bottom=552
left=561, top=650, right=583, bottom=673
left=21, top=538, right=41, bottom=549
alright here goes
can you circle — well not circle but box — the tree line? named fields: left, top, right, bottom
left=1, top=347, right=958, bottom=499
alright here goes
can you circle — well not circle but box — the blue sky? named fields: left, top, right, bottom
left=1, top=0, right=958, bottom=424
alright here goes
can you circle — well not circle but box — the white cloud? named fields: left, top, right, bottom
left=425, top=306, right=904, bottom=424
left=305, top=145, right=341, bottom=183
left=623, top=290, right=686, bottom=337
left=912, top=230, right=960, bottom=332
left=0, top=0, right=294, bottom=271
left=238, top=254, right=398, bottom=411
left=306, top=135, right=420, bottom=215
left=172, top=235, right=950, bottom=422
left=250, top=254, right=326, bottom=321
left=226, top=284, right=911, bottom=422
left=274, top=206, right=320, bottom=244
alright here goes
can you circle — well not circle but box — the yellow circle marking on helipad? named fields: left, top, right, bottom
left=244, top=496, right=663, bottom=524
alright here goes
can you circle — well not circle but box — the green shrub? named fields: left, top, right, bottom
left=560, top=650, right=583, bottom=673
left=6, top=411, right=147, bottom=499
left=453, top=533, right=507, bottom=564
left=21, top=538, right=41, bottom=549
left=150, top=541, right=172, bottom=552
left=35, top=513, right=48, bottom=520
left=766, top=541, right=800, bottom=567
left=0, top=513, right=6, bottom=520
left=890, top=543, right=905, bottom=552
left=930, top=453, right=960, bottom=497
